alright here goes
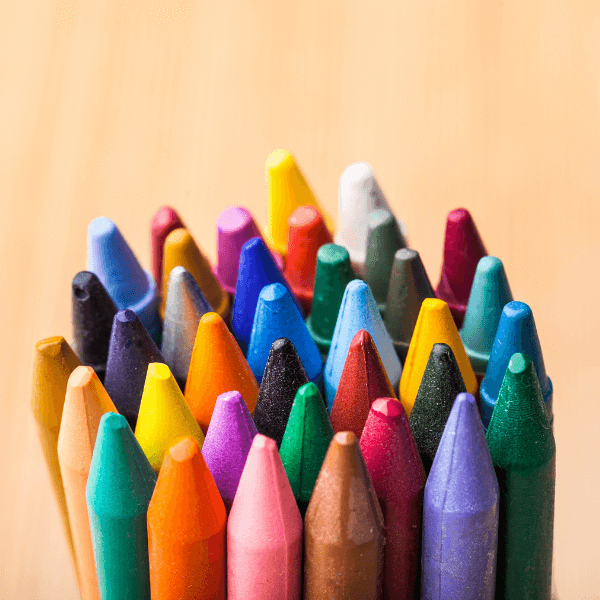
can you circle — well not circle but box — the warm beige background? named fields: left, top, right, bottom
left=1, top=0, right=598, bottom=598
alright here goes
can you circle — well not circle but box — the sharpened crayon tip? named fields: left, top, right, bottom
left=334, top=431, right=356, bottom=446
left=266, top=148, right=294, bottom=171
left=169, top=436, right=198, bottom=462
left=371, top=397, right=403, bottom=418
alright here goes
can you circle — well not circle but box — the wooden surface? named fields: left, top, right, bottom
left=1, top=1, right=598, bottom=598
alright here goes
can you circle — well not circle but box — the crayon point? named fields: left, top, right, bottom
left=161, top=228, right=229, bottom=321
left=247, top=283, right=322, bottom=385
left=161, top=266, right=213, bottom=390
left=364, top=209, right=407, bottom=314
left=399, top=298, right=477, bottom=417
left=72, top=271, right=118, bottom=382
left=232, top=236, right=303, bottom=352
left=460, top=256, right=513, bottom=376
left=214, top=205, right=284, bottom=294
left=384, top=248, right=436, bottom=361
left=87, top=217, right=161, bottom=342
left=324, top=279, right=401, bottom=404
left=265, top=149, right=333, bottom=257
left=185, top=312, right=259, bottom=432
left=135, top=363, right=205, bottom=473
left=280, top=382, right=334, bottom=515
left=150, top=205, right=185, bottom=290
left=435, top=208, right=487, bottom=327
left=202, top=391, right=258, bottom=512
left=253, top=338, right=310, bottom=448
left=329, top=329, right=396, bottom=436
left=284, top=205, right=333, bottom=313
left=480, top=301, right=552, bottom=429
left=104, top=309, right=164, bottom=430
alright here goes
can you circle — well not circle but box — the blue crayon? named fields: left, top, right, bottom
left=86, top=413, right=157, bottom=600
left=231, top=237, right=302, bottom=353
left=87, top=217, right=161, bottom=343
left=104, top=310, right=164, bottom=430
left=247, top=283, right=322, bottom=385
left=480, top=301, right=552, bottom=429
left=421, top=393, right=499, bottom=600
left=324, top=279, right=401, bottom=405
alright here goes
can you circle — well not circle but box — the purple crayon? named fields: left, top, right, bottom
left=213, top=206, right=284, bottom=295
left=421, top=392, right=499, bottom=600
left=202, top=391, right=258, bottom=512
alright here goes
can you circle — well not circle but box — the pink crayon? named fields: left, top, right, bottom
left=214, top=206, right=285, bottom=295
left=227, top=434, right=303, bottom=600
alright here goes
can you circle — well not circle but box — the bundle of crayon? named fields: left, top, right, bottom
left=32, top=149, right=556, bottom=600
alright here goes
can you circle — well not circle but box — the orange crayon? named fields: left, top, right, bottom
left=57, top=367, right=117, bottom=600
left=148, top=437, right=226, bottom=600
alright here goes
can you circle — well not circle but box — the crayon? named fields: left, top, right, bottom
left=201, top=391, right=258, bottom=512
left=213, top=205, right=284, bottom=295
left=87, top=217, right=161, bottom=343
left=31, top=337, right=82, bottom=583
left=231, top=236, right=302, bottom=353
left=57, top=366, right=117, bottom=600
left=304, top=431, right=385, bottom=600
left=71, top=271, right=118, bottom=383
left=435, top=208, right=487, bottom=327
left=280, top=382, right=334, bottom=515
left=305, top=243, right=355, bottom=355
left=480, top=300, right=552, bottom=429
left=86, top=413, right=156, bottom=600
left=409, top=343, right=467, bottom=473
left=284, top=205, right=333, bottom=313
left=460, top=256, right=513, bottom=377
left=103, top=309, right=164, bottom=430
left=252, top=338, right=310, bottom=448
left=364, top=209, right=407, bottom=314
left=383, top=248, right=436, bottom=362
left=360, top=398, right=425, bottom=600
left=150, top=205, right=185, bottom=291
left=398, top=298, right=477, bottom=417
left=486, top=353, right=555, bottom=599
left=246, top=282, right=322, bottom=385
left=148, top=437, right=226, bottom=600
left=228, top=434, right=303, bottom=600
left=335, top=162, right=405, bottom=278
left=161, top=266, right=212, bottom=390
left=265, top=148, right=333, bottom=257
left=329, top=329, right=396, bottom=435
left=422, top=393, right=499, bottom=600
left=161, top=228, right=229, bottom=320
left=324, top=279, right=401, bottom=404
left=135, top=363, right=205, bottom=473
left=185, top=312, right=259, bottom=432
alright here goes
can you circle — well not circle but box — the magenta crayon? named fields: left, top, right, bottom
left=150, top=206, right=185, bottom=291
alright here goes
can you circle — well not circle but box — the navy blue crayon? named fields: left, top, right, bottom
left=87, top=217, right=161, bottom=344
left=421, top=393, right=499, bottom=600
left=231, top=237, right=302, bottom=354
left=480, top=301, right=552, bottom=429
left=247, top=283, right=322, bottom=386
left=104, top=310, right=164, bottom=430
left=86, top=412, right=157, bottom=600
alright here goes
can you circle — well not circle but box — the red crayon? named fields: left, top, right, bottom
left=284, top=205, right=333, bottom=314
left=150, top=206, right=185, bottom=291
left=435, top=208, right=487, bottom=327
left=360, top=398, right=426, bottom=600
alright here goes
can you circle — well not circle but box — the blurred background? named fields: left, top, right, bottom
left=1, top=0, right=598, bottom=598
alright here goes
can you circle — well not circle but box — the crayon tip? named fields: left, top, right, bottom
left=161, top=266, right=213, bottom=390
left=324, top=279, right=401, bottom=404
left=435, top=208, right=487, bottom=327
left=460, top=256, right=513, bottom=375
left=87, top=217, right=161, bottom=342
left=247, top=282, right=322, bottom=385
left=185, top=311, right=259, bottom=432
left=150, top=205, right=185, bottom=290
left=135, top=363, right=205, bottom=473
left=480, top=300, right=552, bottom=429
left=161, top=228, right=229, bottom=320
